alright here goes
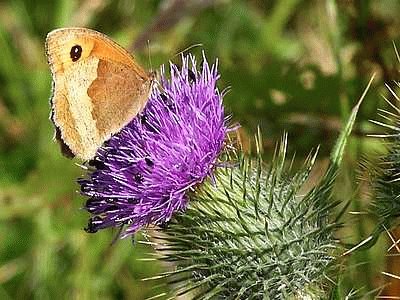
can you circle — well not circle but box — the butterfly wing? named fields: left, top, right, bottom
left=45, top=27, right=151, bottom=160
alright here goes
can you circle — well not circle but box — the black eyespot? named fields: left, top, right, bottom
left=70, top=45, right=82, bottom=62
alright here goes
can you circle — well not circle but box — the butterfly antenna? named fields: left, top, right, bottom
left=147, top=39, right=158, bottom=85
left=146, top=39, right=163, bottom=93
left=173, top=43, right=203, bottom=58
left=147, top=39, right=154, bottom=74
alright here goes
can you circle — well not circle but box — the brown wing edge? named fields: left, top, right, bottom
left=49, top=95, right=75, bottom=159
left=54, top=125, right=75, bottom=158
left=45, top=37, right=75, bottom=159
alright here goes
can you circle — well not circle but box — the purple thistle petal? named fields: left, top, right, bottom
left=78, top=54, right=227, bottom=237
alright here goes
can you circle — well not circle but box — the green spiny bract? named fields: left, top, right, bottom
left=145, top=138, right=341, bottom=299
left=141, top=79, right=364, bottom=299
left=370, top=82, right=400, bottom=230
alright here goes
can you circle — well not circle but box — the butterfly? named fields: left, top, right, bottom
left=45, top=27, right=153, bottom=160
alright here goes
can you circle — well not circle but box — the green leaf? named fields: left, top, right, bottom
left=330, top=74, right=375, bottom=167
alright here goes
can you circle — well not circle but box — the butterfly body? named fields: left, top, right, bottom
left=45, top=28, right=152, bottom=160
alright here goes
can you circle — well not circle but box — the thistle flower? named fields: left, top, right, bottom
left=146, top=138, right=339, bottom=299
left=144, top=93, right=365, bottom=299
left=79, top=54, right=227, bottom=237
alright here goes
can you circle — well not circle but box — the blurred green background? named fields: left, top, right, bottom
left=0, top=0, right=399, bottom=298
